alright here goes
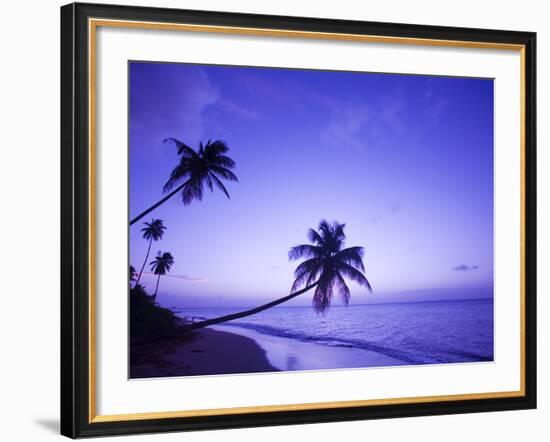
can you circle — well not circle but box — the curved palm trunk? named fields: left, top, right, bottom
left=130, top=179, right=190, bottom=226
left=179, top=281, right=319, bottom=333
left=153, top=274, right=161, bottom=302
left=135, top=238, right=152, bottom=287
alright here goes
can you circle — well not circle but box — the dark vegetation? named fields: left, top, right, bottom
left=130, top=284, right=179, bottom=342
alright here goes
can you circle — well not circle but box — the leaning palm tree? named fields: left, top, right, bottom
left=177, top=220, right=371, bottom=333
left=130, top=139, right=238, bottom=226
left=150, top=251, right=174, bottom=302
left=134, top=219, right=166, bottom=287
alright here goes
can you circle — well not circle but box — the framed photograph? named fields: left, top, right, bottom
left=60, top=2, right=536, bottom=438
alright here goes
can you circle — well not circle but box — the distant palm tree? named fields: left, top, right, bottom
left=150, top=251, right=174, bottom=302
left=135, top=219, right=166, bottom=287
left=129, top=265, right=137, bottom=286
left=178, top=221, right=371, bottom=332
left=130, top=139, right=238, bottom=226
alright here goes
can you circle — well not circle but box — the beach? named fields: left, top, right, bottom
left=130, top=323, right=406, bottom=379
left=130, top=327, right=278, bottom=378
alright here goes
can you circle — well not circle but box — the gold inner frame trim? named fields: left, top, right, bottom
left=88, top=18, right=527, bottom=424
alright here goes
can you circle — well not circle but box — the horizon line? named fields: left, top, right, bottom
left=168, top=297, right=494, bottom=311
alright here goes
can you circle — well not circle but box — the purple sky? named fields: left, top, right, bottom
left=129, top=61, right=494, bottom=308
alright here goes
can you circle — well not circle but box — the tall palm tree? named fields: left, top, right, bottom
left=130, top=139, right=238, bottom=226
left=150, top=251, right=174, bottom=302
left=135, top=219, right=166, bottom=287
left=177, top=221, right=371, bottom=333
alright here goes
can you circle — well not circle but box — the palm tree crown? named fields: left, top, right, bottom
left=141, top=219, right=166, bottom=241
left=163, top=138, right=238, bottom=204
left=150, top=251, right=174, bottom=276
left=289, top=220, right=372, bottom=312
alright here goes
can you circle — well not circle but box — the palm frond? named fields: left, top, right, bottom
left=206, top=140, right=229, bottom=155
left=213, top=155, right=236, bottom=169
left=334, top=247, right=365, bottom=272
left=318, top=220, right=332, bottom=239
left=181, top=179, right=204, bottom=205
left=163, top=138, right=199, bottom=158
left=335, top=262, right=372, bottom=292
left=312, top=271, right=336, bottom=313
left=288, top=244, right=324, bottom=261
left=333, top=222, right=347, bottom=241
left=307, top=228, right=324, bottom=245
left=209, top=165, right=239, bottom=182
left=204, top=173, right=214, bottom=192
left=163, top=163, right=191, bottom=193
left=291, top=258, right=322, bottom=292
left=209, top=173, right=231, bottom=199
left=335, top=272, right=351, bottom=305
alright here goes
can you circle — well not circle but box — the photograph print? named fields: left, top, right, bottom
left=128, top=61, right=494, bottom=379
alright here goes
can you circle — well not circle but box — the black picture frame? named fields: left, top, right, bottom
left=61, top=2, right=537, bottom=438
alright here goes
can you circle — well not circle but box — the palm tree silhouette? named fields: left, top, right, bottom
left=150, top=251, right=174, bottom=302
left=289, top=220, right=372, bottom=312
left=130, top=139, right=238, bottom=226
left=135, top=219, right=166, bottom=287
left=129, top=265, right=137, bottom=286
left=179, top=221, right=371, bottom=332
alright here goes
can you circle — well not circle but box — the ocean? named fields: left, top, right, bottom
left=176, top=299, right=494, bottom=370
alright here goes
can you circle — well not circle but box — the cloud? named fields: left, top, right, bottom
left=130, top=63, right=220, bottom=153
left=426, top=98, right=450, bottom=122
left=217, top=99, right=263, bottom=121
left=235, top=71, right=308, bottom=112
left=142, top=272, right=208, bottom=282
left=320, top=101, right=370, bottom=150
left=366, top=201, right=403, bottom=224
left=452, top=264, right=479, bottom=272
left=423, top=79, right=450, bottom=121
left=379, top=94, right=405, bottom=128
left=318, top=84, right=409, bottom=151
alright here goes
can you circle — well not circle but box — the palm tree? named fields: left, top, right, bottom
left=130, top=139, right=238, bottom=226
left=150, top=251, right=174, bottom=302
left=129, top=265, right=137, bottom=286
left=177, top=221, right=371, bottom=333
left=135, top=219, right=166, bottom=287
left=288, top=220, right=372, bottom=312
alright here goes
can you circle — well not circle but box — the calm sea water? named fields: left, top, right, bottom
left=177, top=299, right=494, bottom=365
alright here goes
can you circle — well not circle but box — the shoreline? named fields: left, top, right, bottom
left=212, top=324, right=407, bottom=372
left=130, top=327, right=279, bottom=379
left=130, top=322, right=409, bottom=379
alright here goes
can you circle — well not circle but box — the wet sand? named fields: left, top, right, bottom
left=212, top=325, right=407, bottom=372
